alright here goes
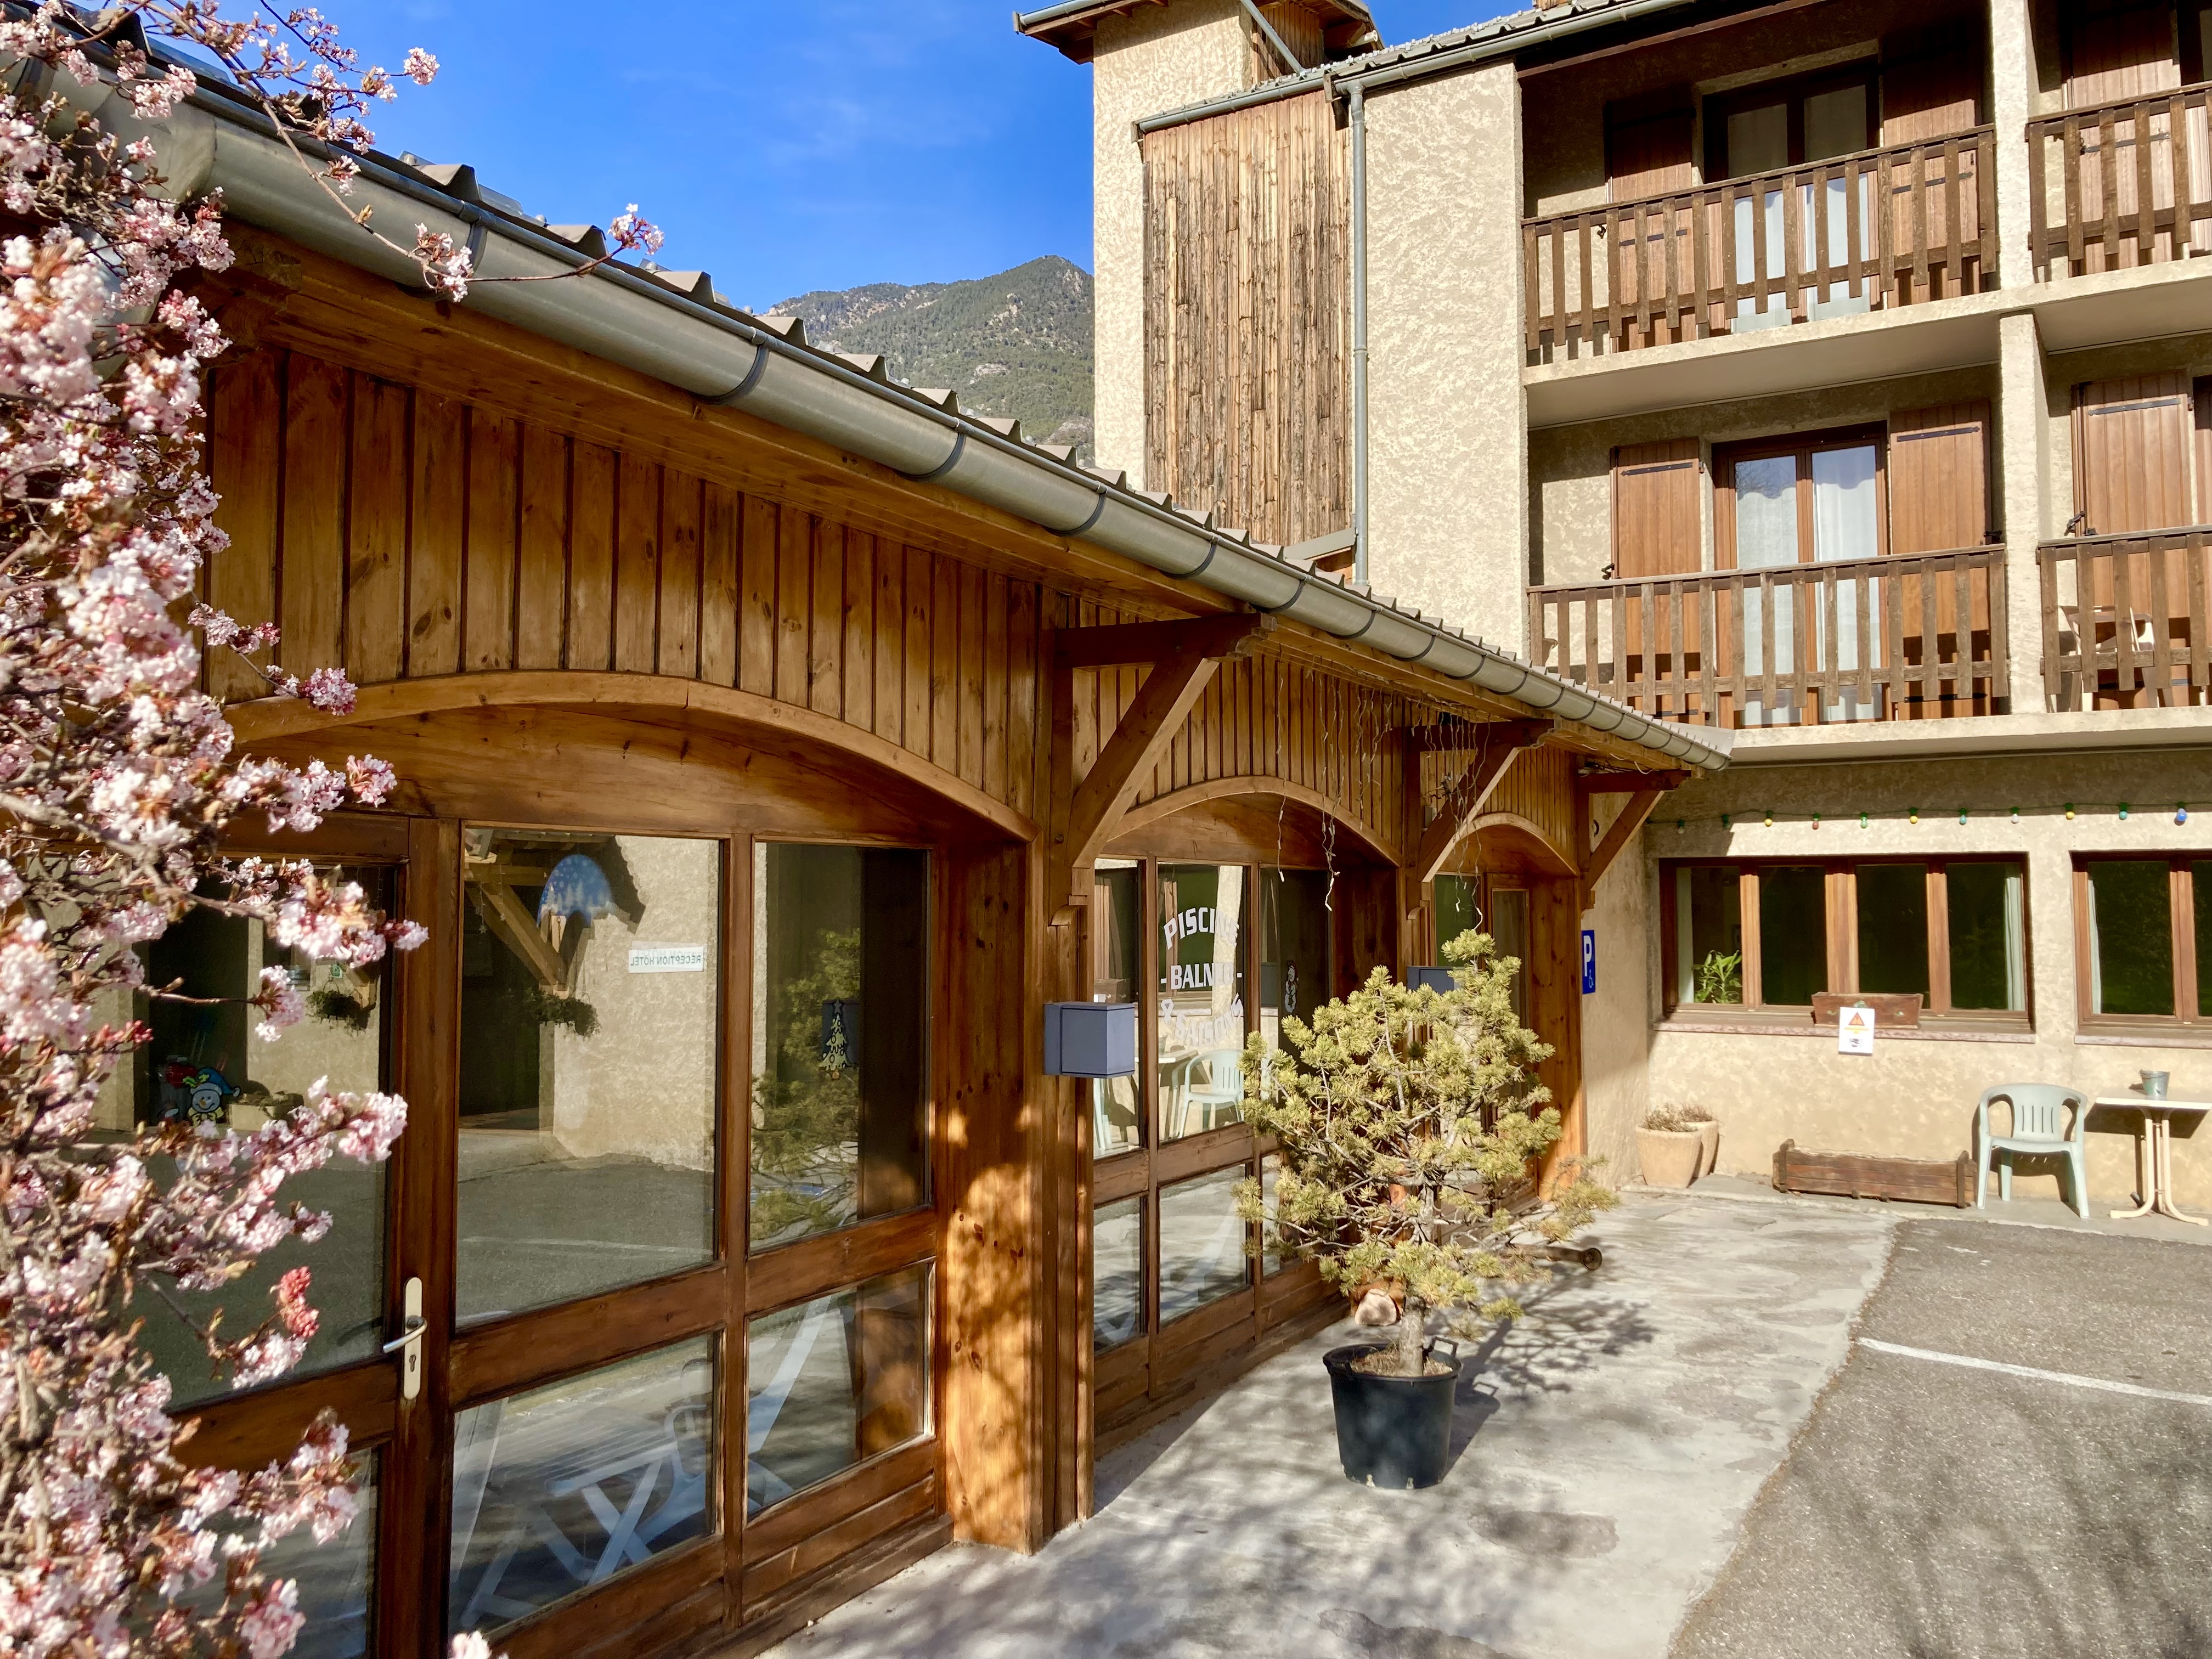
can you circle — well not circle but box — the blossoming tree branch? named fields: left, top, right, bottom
left=0, top=4, right=656, bottom=1655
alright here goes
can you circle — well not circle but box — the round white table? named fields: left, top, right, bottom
left=2094, top=1097, right=2210, bottom=1226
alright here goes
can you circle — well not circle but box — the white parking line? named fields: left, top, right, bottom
left=1858, top=1338, right=2212, bottom=1407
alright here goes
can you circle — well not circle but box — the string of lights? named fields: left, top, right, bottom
left=1660, top=801, right=2199, bottom=832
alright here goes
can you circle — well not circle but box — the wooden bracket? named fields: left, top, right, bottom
left=1046, top=612, right=1271, bottom=923
left=1406, top=718, right=1554, bottom=888
left=1053, top=613, right=1273, bottom=669
left=1579, top=787, right=1667, bottom=910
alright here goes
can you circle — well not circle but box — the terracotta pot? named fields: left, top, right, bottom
left=1696, top=1120, right=1720, bottom=1176
left=1637, top=1127, right=1703, bottom=1188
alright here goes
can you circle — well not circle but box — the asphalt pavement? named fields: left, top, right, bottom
left=1672, top=1213, right=2212, bottom=1659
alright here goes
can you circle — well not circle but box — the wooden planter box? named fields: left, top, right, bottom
left=1772, top=1139, right=1974, bottom=1207
left=1809, top=992, right=1923, bottom=1029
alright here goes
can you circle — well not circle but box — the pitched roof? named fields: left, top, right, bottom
left=1015, top=0, right=1379, bottom=65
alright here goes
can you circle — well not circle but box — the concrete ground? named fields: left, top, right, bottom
left=772, top=1197, right=1895, bottom=1659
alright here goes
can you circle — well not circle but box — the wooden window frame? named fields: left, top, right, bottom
left=1091, top=857, right=1330, bottom=1372
left=2072, top=856, right=2208, bottom=1034
left=1714, top=425, right=1892, bottom=571
left=1661, top=855, right=2034, bottom=1029
left=1704, top=63, right=1881, bottom=179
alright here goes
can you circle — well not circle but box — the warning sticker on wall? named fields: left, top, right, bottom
left=628, top=944, right=707, bottom=974
left=1837, top=1003, right=1876, bottom=1055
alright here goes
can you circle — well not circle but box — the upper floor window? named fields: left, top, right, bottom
left=1707, top=66, right=1878, bottom=179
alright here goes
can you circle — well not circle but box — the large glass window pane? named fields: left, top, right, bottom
left=1803, top=83, right=1867, bottom=161
left=2197, top=865, right=2212, bottom=1018
left=1734, top=456, right=1801, bottom=568
left=1091, top=860, right=1141, bottom=1159
left=1726, top=101, right=1790, bottom=174
left=1947, top=861, right=2027, bottom=1012
left=1158, top=1166, right=1249, bottom=1323
left=1492, top=887, right=1531, bottom=1026
left=126, top=867, right=392, bottom=1406
left=2085, top=860, right=2175, bottom=1016
left=1758, top=866, right=1829, bottom=1006
left=449, top=1338, right=716, bottom=1635
left=1674, top=866, right=1743, bottom=1005
left=458, top=833, right=718, bottom=1323
left=751, top=844, right=930, bottom=1250
left=1260, top=868, right=1330, bottom=1049
left=180, top=1453, right=377, bottom=1658
left=1156, top=865, right=1249, bottom=1142
left=746, top=1265, right=932, bottom=1515
left=1855, top=864, right=1929, bottom=1000
left=1435, top=873, right=1478, bottom=954
left=1093, top=1197, right=1143, bottom=1353
left=1260, top=1154, right=1288, bottom=1278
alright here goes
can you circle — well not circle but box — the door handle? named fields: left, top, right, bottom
left=382, top=1276, right=425, bottom=1401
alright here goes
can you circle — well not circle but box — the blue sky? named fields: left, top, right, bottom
left=325, top=2, right=1504, bottom=308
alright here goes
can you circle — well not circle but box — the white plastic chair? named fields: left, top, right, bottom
left=1975, top=1084, right=2090, bottom=1219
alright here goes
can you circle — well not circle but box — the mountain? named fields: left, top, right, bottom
left=765, top=256, right=1094, bottom=461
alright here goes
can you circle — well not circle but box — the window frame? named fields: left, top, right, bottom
left=1714, top=425, right=1892, bottom=572
left=1660, top=855, right=2034, bottom=1029
left=1704, top=63, right=1881, bottom=179
left=2072, top=856, right=2208, bottom=1032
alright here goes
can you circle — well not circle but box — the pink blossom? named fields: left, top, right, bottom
left=411, top=225, right=473, bottom=301
left=403, top=47, right=440, bottom=85
left=608, top=204, right=665, bottom=256
left=253, top=965, right=304, bottom=1041
left=237, top=1580, right=303, bottom=1659
left=346, top=753, right=396, bottom=805
left=300, top=665, right=357, bottom=714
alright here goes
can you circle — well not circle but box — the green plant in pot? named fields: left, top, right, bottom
left=1235, top=930, right=1613, bottom=1488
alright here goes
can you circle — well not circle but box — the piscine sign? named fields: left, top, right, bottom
left=628, top=944, right=707, bottom=974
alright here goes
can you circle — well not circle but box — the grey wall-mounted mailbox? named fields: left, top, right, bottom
left=1406, top=967, right=1457, bottom=994
left=1043, top=1001, right=1138, bottom=1078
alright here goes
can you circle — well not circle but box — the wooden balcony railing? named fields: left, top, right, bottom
left=1527, top=548, right=2008, bottom=727
left=2038, top=531, right=2211, bottom=709
left=1522, top=129, right=1996, bottom=362
left=2028, top=83, right=2212, bottom=278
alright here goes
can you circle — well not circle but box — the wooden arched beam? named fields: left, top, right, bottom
left=1110, top=777, right=1394, bottom=866
left=225, top=671, right=1038, bottom=844
left=1447, top=812, right=1582, bottom=879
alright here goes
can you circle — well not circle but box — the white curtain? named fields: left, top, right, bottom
left=1811, top=444, right=1882, bottom=720
left=2002, top=867, right=2027, bottom=1013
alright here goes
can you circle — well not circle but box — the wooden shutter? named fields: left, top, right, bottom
left=1606, top=91, right=1696, bottom=201
left=1612, top=439, right=1703, bottom=575
left=1881, top=40, right=1982, bottom=145
left=2074, top=374, right=2193, bottom=533
left=2066, top=0, right=2180, bottom=105
left=1888, top=404, right=1989, bottom=553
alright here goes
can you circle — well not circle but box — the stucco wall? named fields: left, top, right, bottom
left=1091, top=1, right=1254, bottom=483
left=1594, top=748, right=2212, bottom=1207
left=1530, top=366, right=2001, bottom=587
left=1366, top=62, right=1530, bottom=648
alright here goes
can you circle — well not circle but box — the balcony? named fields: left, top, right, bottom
left=2029, top=84, right=2212, bottom=280
left=1527, top=548, right=2008, bottom=727
left=2039, top=531, right=2211, bottom=709
left=1522, top=131, right=1997, bottom=364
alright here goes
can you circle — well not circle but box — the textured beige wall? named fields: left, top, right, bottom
left=1367, top=62, right=1530, bottom=648
left=1528, top=366, right=2000, bottom=587
left=1593, top=748, right=2212, bottom=1206
left=1091, top=1, right=1255, bottom=483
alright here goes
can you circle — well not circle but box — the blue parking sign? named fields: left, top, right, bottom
left=1581, top=929, right=1596, bottom=995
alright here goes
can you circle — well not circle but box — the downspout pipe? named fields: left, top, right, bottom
left=1347, top=77, right=1369, bottom=587
left=72, top=65, right=1729, bottom=771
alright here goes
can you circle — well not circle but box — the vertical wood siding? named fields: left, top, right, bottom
left=205, top=347, right=1499, bottom=850
left=1142, top=92, right=1351, bottom=547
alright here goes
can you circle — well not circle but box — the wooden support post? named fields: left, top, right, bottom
left=1395, top=721, right=1554, bottom=963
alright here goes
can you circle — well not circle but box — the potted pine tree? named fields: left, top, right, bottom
left=1236, top=932, right=1612, bottom=1489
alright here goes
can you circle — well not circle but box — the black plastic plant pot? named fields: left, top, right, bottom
left=1323, top=1342, right=1463, bottom=1489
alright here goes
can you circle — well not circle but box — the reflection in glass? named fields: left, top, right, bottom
left=458, top=832, right=718, bottom=1324
left=1158, top=1166, right=1249, bottom=1324
left=1674, top=866, right=1743, bottom=1005
left=747, top=1266, right=931, bottom=1514
left=1758, top=867, right=1829, bottom=1006
left=1734, top=455, right=1801, bottom=723
left=1435, top=873, right=1479, bottom=954
left=125, top=868, right=392, bottom=1406
left=180, top=1453, right=377, bottom=1658
left=1156, top=865, right=1248, bottom=1142
left=2086, top=861, right=2174, bottom=1016
left=1093, top=1197, right=1142, bottom=1352
left=1491, top=887, right=1531, bottom=1026
left=448, top=1338, right=715, bottom=1635
left=1260, top=869, right=1330, bottom=1051
left=750, top=845, right=931, bottom=1249
left=1948, top=862, right=2027, bottom=1012
left=1091, top=861, right=1141, bottom=1159
left=1260, top=1155, right=1288, bottom=1277
left=1855, top=864, right=1929, bottom=1000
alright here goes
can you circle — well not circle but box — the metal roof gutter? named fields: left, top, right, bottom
left=59, top=61, right=1728, bottom=772
left=1135, top=0, right=1699, bottom=134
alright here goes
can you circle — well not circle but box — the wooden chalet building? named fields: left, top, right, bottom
left=94, top=38, right=1725, bottom=1659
